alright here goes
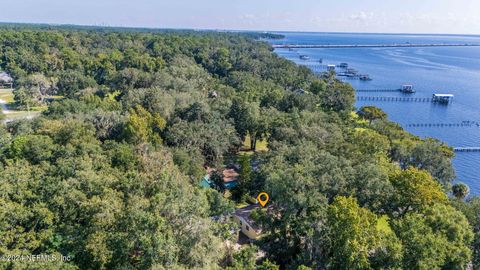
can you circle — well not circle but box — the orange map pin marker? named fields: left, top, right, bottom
left=257, top=192, right=269, bottom=207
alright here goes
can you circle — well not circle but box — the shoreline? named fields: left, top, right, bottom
left=269, top=35, right=480, bottom=194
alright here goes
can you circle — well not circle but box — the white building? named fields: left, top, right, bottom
left=0, top=72, right=13, bottom=88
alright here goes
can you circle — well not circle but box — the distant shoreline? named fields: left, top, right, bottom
left=0, top=21, right=479, bottom=37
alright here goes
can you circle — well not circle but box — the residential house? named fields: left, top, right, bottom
left=200, top=166, right=240, bottom=190
left=234, top=204, right=262, bottom=240
left=0, top=71, right=13, bottom=88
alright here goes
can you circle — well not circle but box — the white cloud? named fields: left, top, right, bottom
left=349, top=11, right=374, bottom=21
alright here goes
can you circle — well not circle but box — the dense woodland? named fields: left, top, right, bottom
left=0, top=26, right=478, bottom=270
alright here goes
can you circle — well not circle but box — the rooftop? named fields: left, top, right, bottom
left=223, top=168, right=239, bottom=183
left=235, top=204, right=262, bottom=233
left=433, top=94, right=454, bottom=97
left=201, top=166, right=240, bottom=189
left=0, top=72, right=13, bottom=83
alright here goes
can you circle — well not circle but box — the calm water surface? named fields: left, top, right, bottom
left=269, top=32, right=480, bottom=195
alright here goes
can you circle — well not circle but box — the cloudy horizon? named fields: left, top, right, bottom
left=0, top=0, right=479, bottom=35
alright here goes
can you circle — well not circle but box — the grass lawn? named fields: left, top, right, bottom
left=5, top=110, right=42, bottom=120
left=0, top=89, right=48, bottom=120
left=241, top=134, right=268, bottom=153
left=236, top=202, right=250, bottom=209
left=0, top=89, right=15, bottom=104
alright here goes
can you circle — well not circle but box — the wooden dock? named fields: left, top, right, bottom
left=356, top=89, right=402, bottom=93
left=357, top=95, right=453, bottom=104
left=454, top=147, right=480, bottom=152
left=273, top=43, right=480, bottom=49
left=357, top=96, right=433, bottom=102
left=406, top=122, right=480, bottom=128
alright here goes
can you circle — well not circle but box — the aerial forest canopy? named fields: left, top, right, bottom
left=0, top=26, right=478, bottom=270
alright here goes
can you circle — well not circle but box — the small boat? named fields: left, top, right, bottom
left=400, top=84, right=415, bottom=93
left=359, top=74, right=372, bottom=81
left=338, top=63, right=349, bottom=68
left=346, top=68, right=358, bottom=75
left=299, top=55, right=310, bottom=60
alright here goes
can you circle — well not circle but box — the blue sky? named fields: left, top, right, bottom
left=1, top=0, right=479, bottom=34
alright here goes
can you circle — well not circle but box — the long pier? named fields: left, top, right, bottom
left=357, top=96, right=454, bottom=104
left=273, top=43, right=480, bottom=49
left=406, top=122, right=480, bottom=128
left=454, top=147, right=480, bottom=152
left=357, top=96, right=433, bottom=102
left=356, top=89, right=402, bottom=93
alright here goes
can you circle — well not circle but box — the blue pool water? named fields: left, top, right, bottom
left=269, top=32, right=480, bottom=195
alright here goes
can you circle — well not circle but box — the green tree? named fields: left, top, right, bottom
left=171, top=147, right=206, bottom=180
left=225, top=245, right=257, bottom=270
left=451, top=197, right=480, bottom=269
left=123, top=106, right=165, bottom=145
left=213, top=47, right=232, bottom=76
left=351, top=128, right=391, bottom=156
left=57, top=70, right=97, bottom=98
left=205, top=189, right=235, bottom=217
left=326, top=196, right=381, bottom=270
left=6, top=134, right=55, bottom=164
left=308, top=80, right=326, bottom=95
left=0, top=162, right=54, bottom=256
left=233, top=154, right=253, bottom=201
left=211, top=171, right=226, bottom=193
left=392, top=139, right=455, bottom=187
left=320, top=80, right=355, bottom=112
left=358, top=106, right=387, bottom=123
left=393, top=204, right=473, bottom=269
left=14, top=73, right=54, bottom=107
left=229, top=99, right=268, bottom=151
left=13, top=87, right=39, bottom=109
left=165, top=117, right=240, bottom=164
left=452, top=183, right=470, bottom=200
left=388, top=168, right=448, bottom=215
left=257, top=259, right=280, bottom=270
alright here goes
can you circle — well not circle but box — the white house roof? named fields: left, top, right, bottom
left=0, top=72, right=13, bottom=83
left=433, top=94, right=454, bottom=97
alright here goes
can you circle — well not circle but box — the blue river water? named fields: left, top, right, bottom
left=269, top=32, right=480, bottom=195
